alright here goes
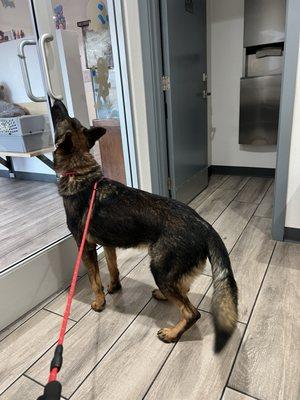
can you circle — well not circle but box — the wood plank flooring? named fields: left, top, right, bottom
left=229, top=242, right=300, bottom=400
left=0, top=177, right=68, bottom=270
left=222, top=388, right=255, bottom=400
left=0, top=174, right=299, bottom=400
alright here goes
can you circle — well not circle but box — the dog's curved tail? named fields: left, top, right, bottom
left=207, top=228, right=238, bottom=353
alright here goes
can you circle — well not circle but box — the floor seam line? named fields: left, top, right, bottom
left=218, top=241, right=277, bottom=400
left=226, top=385, right=262, bottom=400
left=68, top=297, right=153, bottom=399
left=23, top=374, right=68, bottom=399
left=222, top=187, right=265, bottom=257
left=198, top=199, right=259, bottom=311
left=141, top=282, right=213, bottom=399
left=234, top=177, right=273, bottom=206
left=141, top=343, right=177, bottom=399
left=22, top=254, right=149, bottom=383
left=210, top=176, right=255, bottom=227
left=42, top=308, right=77, bottom=323
left=71, top=253, right=149, bottom=324
left=0, top=286, right=68, bottom=344
left=190, top=175, right=231, bottom=209
left=0, top=253, right=147, bottom=344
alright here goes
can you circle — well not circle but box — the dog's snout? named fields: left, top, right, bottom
left=51, top=100, right=69, bottom=127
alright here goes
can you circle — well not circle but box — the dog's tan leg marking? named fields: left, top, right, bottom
left=157, top=289, right=200, bottom=343
left=82, top=245, right=106, bottom=312
left=152, top=288, right=168, bottom=301
left=104, top=246, right=122, bottom=294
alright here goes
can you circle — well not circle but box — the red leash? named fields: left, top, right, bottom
left=37, top=181, right=98, bottom=400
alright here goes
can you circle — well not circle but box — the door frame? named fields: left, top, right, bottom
left=272, top=0, right=300, bottom=241
left=110, top=0, right=139, bottom=188
left=139, top=0, right=299, bottom=241
left=138, top=0, right=170, bottom=197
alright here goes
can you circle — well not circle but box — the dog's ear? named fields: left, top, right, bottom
left=84, top=126, right=106, bottom=149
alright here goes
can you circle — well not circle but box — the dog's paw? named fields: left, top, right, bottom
left=107, top=281, right=122, bottom=294
left=157, top=328, right=180, bottom=343
left=91, top=298, right=106, bottom=312
left=152, top=289, right=167, bottom=301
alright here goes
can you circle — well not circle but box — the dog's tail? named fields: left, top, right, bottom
left=207, top=228, right=238, bottom=353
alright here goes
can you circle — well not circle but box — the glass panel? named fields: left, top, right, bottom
left=51, top=0, right=127, bottom=183
left=0, top=0, right=132, bottom=271
left=0, top=1, right=68, bottom=270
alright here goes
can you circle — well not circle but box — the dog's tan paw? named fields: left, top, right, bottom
left=152, top=289, right=167, bottom=301
left=157, top=328, right=180, bottom=343
left=91, top=298, right=106, bottom=312
left=107, top=281, right=122, bottom=294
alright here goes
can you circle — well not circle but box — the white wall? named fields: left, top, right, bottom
left=285, top=35, right=300, bottom=229
left=208, top=0, right=277, bottom=168
left=121, top=0, right=152, bottom=192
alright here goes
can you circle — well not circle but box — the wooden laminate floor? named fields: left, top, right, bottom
left=0, top=177, right=68, bottom=271
left=1, top=174, right=299, bottom=400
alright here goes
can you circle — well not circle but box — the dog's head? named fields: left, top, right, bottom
left=51, top=100, right=106, bottom=154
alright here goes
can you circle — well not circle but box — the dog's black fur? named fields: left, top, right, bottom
left=52, top=100, right=238, bottom=351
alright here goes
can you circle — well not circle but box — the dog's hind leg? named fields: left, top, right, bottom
left=157, top=287, right=200, bottom=343
left=104, top=246, right=122, bottom=294
left=82, top=244, right=106, bottom=311
left=151, top=261, right=200, bottom=343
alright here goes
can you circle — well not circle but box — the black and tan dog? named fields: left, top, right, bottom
left=52, top=100, right=238, bottom=352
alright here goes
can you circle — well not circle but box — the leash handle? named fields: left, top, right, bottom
left=37, top=182, right=98, bottom=399
left=37, top=381, right=62, bottom=400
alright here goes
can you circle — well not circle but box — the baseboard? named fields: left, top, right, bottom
left=0, top=170, right=57, bottom=183
left=209, top=165, right=275, bottom=177
left=0, top=170, right=10, bottom=178
left=284, top=227, right=300, bottom=242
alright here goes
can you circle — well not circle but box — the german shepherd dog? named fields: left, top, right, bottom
left=52, top=100, right=238, bottom=352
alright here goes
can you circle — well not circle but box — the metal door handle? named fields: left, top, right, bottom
left=17, top=39, right=46, bottom=102
left=39, top=33, right=62, bottom=100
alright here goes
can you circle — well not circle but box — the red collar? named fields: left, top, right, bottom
left=60, top=171, right=77, bottom=177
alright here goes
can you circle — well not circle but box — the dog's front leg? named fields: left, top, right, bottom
left=104, top=246, right=122, bottom=294
left=82, top=244, right=106, bottom=312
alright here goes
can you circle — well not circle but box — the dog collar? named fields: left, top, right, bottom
left=60, top=171, right=78, bottom=177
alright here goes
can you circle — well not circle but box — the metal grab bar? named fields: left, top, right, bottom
left=39, top=33, right=62, bottom=100
left=17, top=39, right=46, bottom=102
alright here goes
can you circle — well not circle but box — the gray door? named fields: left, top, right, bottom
left=160, top=0, right=208, bottom=203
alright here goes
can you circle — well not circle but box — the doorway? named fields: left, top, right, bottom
left=160, top=0, right=208, bottom=203
left=140, top=0, right=294, bottom=241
